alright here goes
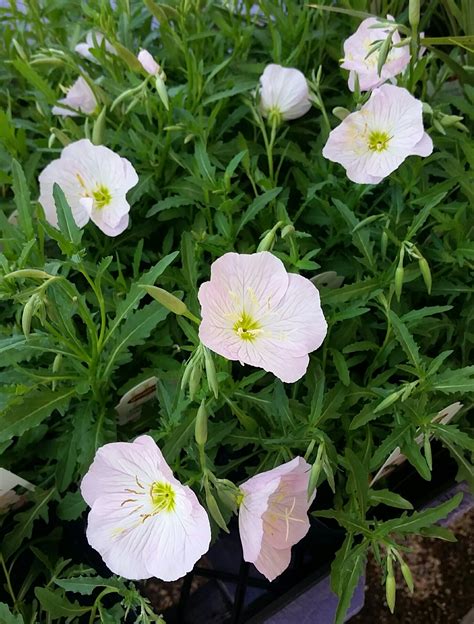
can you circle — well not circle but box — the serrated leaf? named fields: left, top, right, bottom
left=105, top=252, right=178, bottom=345
left=56, top=490, right=86, bottom=521
left=0, top=603, right=24, bottom=624
left=0, top=388, right=75, bottom=443
left=432, top=366, right=474, bottom=394
left=388, top=310, right=421, bottom=369
left=34, top=587, right=90, bottom=618
left=53, top=184, right=82, bottom=248
left=2, top=488, right=55, bottom=559
left=55, top=575, right=126, bottom=595
left=376, top=492, right=463, bottom=536
left=237, top=187, right=282, bottom=233
left=103, top=302, right=169, bottom=378
left=11, top=159, right=34, bottom=241
left=369, top=489, right=413, bottom=510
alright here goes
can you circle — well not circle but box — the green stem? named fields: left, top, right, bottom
left=0, top=554, right=17, bottom=610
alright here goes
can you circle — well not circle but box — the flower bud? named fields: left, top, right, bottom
left=52, top=353, right=62, bottom=391
left=385, top=557, right=396, bottom=613
left=281, top=224, right=295, bottom=238
left=22, top=294, right=40, bottom=337
left=155, top=75, right=169, bottom=111
left=205, top=489, right=229, bottom=532
left=419, top=257, right=432, bottom=294
left=195, top=400, right=208, bottom=446
left=381, top=230, right=388, bottom=259
left=257, top=228, right=277, bottom=252
left=203, top=347, right=218, bottom=399
left=143, top=285, right=188, bottom=315
left=92, top=106, right=107, bottom=146
left=394, top=266, right=404, bottom=301
left=409, top=0, right=420, bottom=30
left=332, top=106, right=350, bottom=121
left=189, top=362, right=202, bottom=401
left=400, top=560, right=414, bottom=593
left=308, top=446, right=323, bottom=499
left=138, top=49, right=163, bottom=77
left=259, top=64, right=311, bottom=122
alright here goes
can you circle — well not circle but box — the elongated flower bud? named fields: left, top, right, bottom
left=205, top=489, right=228, bottom=532
left=394, top=266, right=404, bottom=301
left=386, top=556, right=396, bottom=613
left=22, top=294, right=40, bottom=337
left=92, top=106, right=107, bottom=146
left=400, top=559, right=414, bottom=593
left=195, top=400, right=208, bottom=446
left=203, top=347, right=218, bottom=398
left=409, top=0, right=420, bottom=30
left=419, top=257, right=432, bottom=294
left=143, top=285, right=188, bottom=315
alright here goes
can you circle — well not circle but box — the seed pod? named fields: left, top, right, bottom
left=195, top=400, right=208, bottom=446
left=204, top=347, right=218, bottom=399
left=419, top=257, right=432, bottom=294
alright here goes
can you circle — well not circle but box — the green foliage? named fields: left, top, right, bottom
left=0, top=0, right=473, bottom=622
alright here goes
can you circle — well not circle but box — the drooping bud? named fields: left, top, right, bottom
left=385, top=556, right=396, bottom=613
left=92, top=106, right=107, bottom=146
left=205, top=488, right=229, bottom=532
left=143, top=285, right=188, bottom=315
left=203, top=347, right=219, bottom=399
left=418, top=257, right=432, bottom=294
left=22, top=294, right=40, bottom=337
left=332, top=106, right=350, bottom=121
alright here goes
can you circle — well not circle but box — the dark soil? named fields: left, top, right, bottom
left=351, top=508, right=474, bottom=624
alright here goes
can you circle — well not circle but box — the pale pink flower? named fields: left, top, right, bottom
left=75, top=32, right=116, bottom=62
left=52, top=76, right=97, bottom=117
left=341, top=16, right=410, bottom=92
left=198, top=252, right=327, bottom=383
left=81, top=435, right=211, bottom=581
left=259, top=64, right=312, bottom=122
left=38, top=139, right=138, bottom=237
left=322, top=84, right=433, bottom=184
left=238, top=457, right=314, bottom=581
left=137, top=49, right=162, bottom=76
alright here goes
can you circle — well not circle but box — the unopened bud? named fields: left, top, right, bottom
left=332, top=106, right=350, bottom=121
left=394, top=266, right=404, bottom=301
left=386, top=557, right=396, bottom=613
left=409, top=0, right=420, bottom=30
left=281, top=224, right=295, bottom=238
left=22, top=294, right=40, bottom=337
left=257, top=229, right=277, bottom=252
left=205, top=489, right=229, bottom=532
left=419, top=257, right=432, bottom=294
left=155, top=75, right=169, bottom=111
left=143, top=285, right=188, bottom=315
left=195, top=400, right=208, bottom=446
left=381, top=230, right=388, bottom=259
left=189, top=363, right=202, bottom=400
left=203, top=347, right=218, bottom=399
left=52, top=353, right=62, bottom=391
left=400, top=560, right=414, bottom=593
left=308, top=446, right=323, bottom=499
left=92, top=106, right=107, bottom=146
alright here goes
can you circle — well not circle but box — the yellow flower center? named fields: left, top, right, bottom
left=92, top=185, right=112, bottom=208
left=368, top=130, right=391, bottom=152
left=233, top=312, right=261, bottom=341
left=150, top=481, right=176, bottom=512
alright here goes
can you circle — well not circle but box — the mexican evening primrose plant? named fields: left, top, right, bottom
left=0, top=1, right=473, bottom=623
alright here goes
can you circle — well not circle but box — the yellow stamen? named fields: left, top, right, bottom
left=233, top=311, right=261, bottom=341
left=368, top=130, right=391, bottom=152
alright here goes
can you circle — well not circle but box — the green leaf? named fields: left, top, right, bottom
left=34, top=587, right=90, bottom=618
left=2, top=488, right=55, bottom=559
left=104, top=252, right=178, bottom=345
left=11, top=159, right=34, bottom=240
left=0, top=603, right=24, bottom=624
left=431, top=366, right=474, bottom=394
left=56, top=490, right=86, bottom=521
left=55, top=576, right=126, bottom=596
left=388, top=310, right=421, bottom=369
left=53, top=184, right=83, bottom=248
left=345, top=448, right=368, bottom=514
left=376, top=492, right=463, bottom=536
left=103, top=302, right=169, bottom=378
left=12, top=59, right=57, bottom=102
left=330, top=349, right=350, bottom=386
left=369, top=489, right=413, bottom=510
left=237, top=187, right=282, bottom=233
left=0, top=388, right=75, bottom=443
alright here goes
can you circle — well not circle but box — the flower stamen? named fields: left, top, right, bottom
left=368, top=130, right=391, bottom=152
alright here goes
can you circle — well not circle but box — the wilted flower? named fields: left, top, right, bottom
left=341, top=16, right=410, bottom=92
left=38, top=138, right=138, bottom=237
left=238, top=457, right=314, bottom=581
left=198, top=251, right=327, bottom=383
left=52, top=76, right=97, bottom=117
left=259, top=64, right=312, bottom=123
left=322, top=84, right=433, bottom=184
left=75, top=32, right=116, bottom=62
left=81, top=435, right=211, bottom=581
left=137, top=49, right=163, bottom=77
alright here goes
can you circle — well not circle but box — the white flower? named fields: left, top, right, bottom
left=341, top=16, right=410, bottom=92
left=52, top=77, right=97, bottom=117
left=322, top=84, right=433, bottom=184
left=137, top=49, right=162, bottom=76
left=259, top=64, right=312, bottom=123
left=75, top=32, right=116, bottom=62
left=81, top=435, right=211, bottom=581
left=38, top=139, right=138, bottom=237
